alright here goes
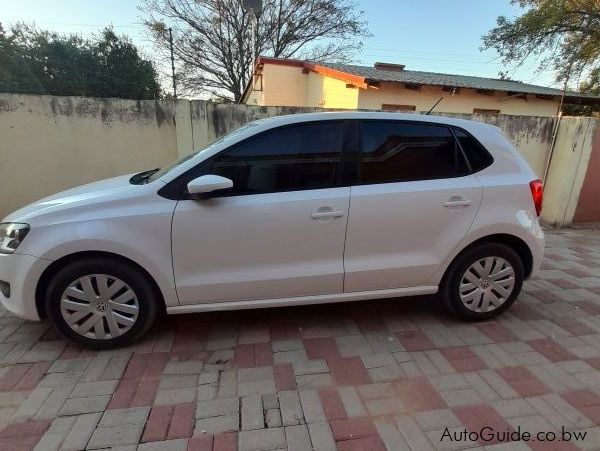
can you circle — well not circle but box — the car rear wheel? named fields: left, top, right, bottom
left=442, top=243, right=524, bottom=321
left=45, top=257, right=158, bottom=349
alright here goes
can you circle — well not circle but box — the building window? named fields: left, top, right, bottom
left=381, top=104, right=416, bottom=112
left=473, top=108, right=500, bottom=115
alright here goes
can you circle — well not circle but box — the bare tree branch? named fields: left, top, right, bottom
left=140, top=0, right=369, bottom=101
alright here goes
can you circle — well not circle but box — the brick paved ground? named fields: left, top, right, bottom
left=1, top=229, right=600, bottom=450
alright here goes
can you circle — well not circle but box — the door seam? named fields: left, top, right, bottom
left=341, top=186, right=352, bottom=293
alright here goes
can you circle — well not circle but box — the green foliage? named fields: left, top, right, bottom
left=482, top=0, right=600, bottom=82
left=0, top=23, right=162, bottom=99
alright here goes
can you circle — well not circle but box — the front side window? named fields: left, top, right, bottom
left=207, top=122, right=343, bottom=195
left=359, top=122, right=468, bottom=184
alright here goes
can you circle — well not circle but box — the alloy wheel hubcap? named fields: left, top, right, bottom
left=459, top=257, right=515, bottom=313
left=60, top=274, right=139, bottom=340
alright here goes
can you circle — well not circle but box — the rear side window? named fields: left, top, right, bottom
left=453, top=128, right=493, bottom=172
left=208, top=122, right=343, bottom=195
left=359, top=122, right=469, bottom=184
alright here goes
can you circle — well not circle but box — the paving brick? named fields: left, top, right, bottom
left=238, top=427, right=285, bottom=451
left=138, top=438, right=188, bottom=451
left=453, top=404, right=513, bottom=446
left=374, top=420, right=412, bottom=451
left=164, top=360, right=203, bottom=375
left=71, top=380, right=118, bottom=398
left=395, top=377, right=447, bottom=412
left=187, top=435, right=213, bottom=451
left=395, top=330, right=436, bottom=352
left=33, top=416, right=75, bottom=451
left=394, top=415, right=432, bottom=451
left=273, top=364, right=296, bottom=391
left=99, top=406, right=150, bottom=427
left=238, top=379, right=276, bottom=396
left=60, top=412, right=102, bottom=451
left=328, top=357, right=370, bottom=385
left=496, top=366, right=552, bottom=397
left=330, top=418, right=378, bottom=441
left=295, top=372, right=333, bottom=389
left=319, top=388, right=347, bottom=421
left=307, top=422, right=336, bottom=451
left=528, top=338, right=577, bottom=362
left=87, top=422, right=145, bottom=449
left=168, top=402, right=195, bottom=439
left=194, top=414, right=239, bottom=435
left=196, top=397, right=239, bottom=419
left=265, top=407, right=282, bottom=428
left=285, top=424, right=311, bottom=451
left=142, top=405, right=173, bottom=442
left=278, top=390, right=304, bottom=426
left=241, top=394, right=263, bottom=430
left=160, top=374, right=198, bottom=390
left=12, top=387, right=53, bottom=420
left=292, top=359, right=329, bottom=376
left=337, top=435, right=388, bottom=451
left=298, top=389, right=326, bottom=423
left=59, top=394, right=111, bottom=416
left=155, top=388, right=197, bottom=405
left=414, top=409, right=461, bottom=431
left=440, top=388, right=484, bottom=407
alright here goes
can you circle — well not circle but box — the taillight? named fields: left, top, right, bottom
left=529, top=179, right=543, bottom=216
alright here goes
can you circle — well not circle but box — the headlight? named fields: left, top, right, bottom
left=0, top=223, right=30, bottom=254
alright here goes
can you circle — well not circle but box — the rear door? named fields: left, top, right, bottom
left=344, top=120, right=483, bottom=292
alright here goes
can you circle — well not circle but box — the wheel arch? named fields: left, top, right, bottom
left=35, top=251, right=166, bottom=319
left=441, top=233, right=534, bottom=287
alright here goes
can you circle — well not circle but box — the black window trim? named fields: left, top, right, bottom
left=354, top=119, right=472, bottom=186
left=158, top=119, right=353, bottom=200
left=451, top=125, right=494, bottom=173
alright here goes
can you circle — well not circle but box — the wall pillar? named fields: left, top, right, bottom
left=542, top=117, right=598, bottom=227
left=175, top=99, right=194, bottom=158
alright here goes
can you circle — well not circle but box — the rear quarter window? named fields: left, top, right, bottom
left=453, top=128, right=494, bottom=172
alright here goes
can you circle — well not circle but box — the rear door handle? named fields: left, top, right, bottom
left=444, top=199, right=473, bottom=207
left=311, top=210, right=345, bottom=219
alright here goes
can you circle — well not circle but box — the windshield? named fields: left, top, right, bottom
left=142, top=122, right=260, bottom=184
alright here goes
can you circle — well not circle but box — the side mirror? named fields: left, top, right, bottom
left=187, top=175, right=233, bottom=197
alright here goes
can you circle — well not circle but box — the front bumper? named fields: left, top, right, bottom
left=0, top=252, right=52, bottom=321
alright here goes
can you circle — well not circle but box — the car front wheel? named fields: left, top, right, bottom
left=45, top=257, right=159, bottom=349
left=442, top=243, right=524, bottom=321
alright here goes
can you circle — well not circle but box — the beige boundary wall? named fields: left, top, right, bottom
left=1, top=93, right=598, bottom=227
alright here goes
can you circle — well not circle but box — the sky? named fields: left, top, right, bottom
left=1, top=0, right=561, bottom=93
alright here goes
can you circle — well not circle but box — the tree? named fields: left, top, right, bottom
left=0, top=23, right=162, bottom=99
left=482, top=0, right=600, bottom=83
left=141, top=0, right=369, bottom=101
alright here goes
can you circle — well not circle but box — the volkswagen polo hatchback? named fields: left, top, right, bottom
left=0, top=112, right=544, bottom=348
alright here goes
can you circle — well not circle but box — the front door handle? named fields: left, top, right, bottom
left=311, top=210, right=345, bottom=219
left=444, top=199, right=473, bottom=207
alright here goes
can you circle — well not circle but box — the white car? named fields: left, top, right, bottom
left=0, top=112, right=544, bottom=348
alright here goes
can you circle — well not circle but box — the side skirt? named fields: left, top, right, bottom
left=166, top=285, right=439, bottom=314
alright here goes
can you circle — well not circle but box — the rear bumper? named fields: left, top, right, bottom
left=524, top=214, right=545, bottom=278
left=0, top=252, right=52, bottom=321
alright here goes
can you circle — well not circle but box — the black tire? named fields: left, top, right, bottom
left=45, top=257, right=159, bottom=349
left=441, top=243, right=524, bottom=321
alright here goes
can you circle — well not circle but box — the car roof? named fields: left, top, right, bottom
left=252, top=111, right=500, bottom=134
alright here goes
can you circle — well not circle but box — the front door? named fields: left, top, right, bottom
left=344, top=120, right=483, bottom=292
left=172, top=121, right=350, bottom=304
